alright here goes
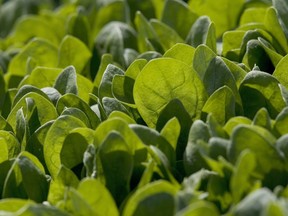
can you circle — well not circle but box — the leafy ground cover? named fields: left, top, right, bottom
left=1, top=0, right=288, bottom=215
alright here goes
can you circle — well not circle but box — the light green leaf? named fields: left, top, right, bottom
left=228, top=125, right=284, bottom=175
left=67, top=12, right=91, bottom=47
left=26, top=121, right=53, bottom=173
left=76, top=178, right=119, bottom=216
left=98, top=64, right=124, bottom=100
left=6, top=39, right=58, bottom=87
left=189, top=0, right=245, bottom=37
left=230, top=150, right=258, bottom=203
left=273, top=54, right=288, bottom=89
left=93, top=54, right=113, bottom=93
left=160, top=117, right=181, bottom=151
left=98, top=131, right=133, bottom=206
left=134, top=11, right=162, bottom=53
left=239, top=71, right=286, bottom=119
left=58, top=35, right=91, bottom=75
left=193, top=45, right=217, bottom=80
left=264, top=7, right=288, bottom=54
left=60, top=128, right=94, bottom=172
left=186, top=16, right=216, bottom=52
left=95, top=22, right=137, bottom=67
left=223, top=116, right=252, bottom=136
left=44, top=115, right=87, bottom=179
left=273, top=107, right=288, bottom=137
left=134, top=58, right=206, bottom=128
left=184, top=120, right=211, bottom=175
left=122, top=180, right=178, bottom=216
left=176, top=200, right=220, bottom=216
left=47, top=165, right=79, bottom=206
left=163, top=43, right=195, bottom=66
left=8, top=16, right=60, bottom=46
left=112, top=74, right=135, bottom=106
left=54, top=66, right=78, bottom=96
left=156, top=99, right=192, bottom=161
left=162, top=0, right=198, bottom=39
left=102, top=97, right=131, bottom=117
left=272, top=0, right=288, bottom=37
left=231, top=189, right=275, bottom=216
left=3, top=151, right=49, bottom=202
left=150, top=19, right=184, bottom=51
left=92, top=1, right=127, bottom=37
left=222, top=30, right=246, bottom=60
left=56, top=93, right=100, bottom=129
left=202, top=86, right=235, bottom=125
left=252, top=107, right=272, bottom=131
left=7, top=92, right=58, bottom=133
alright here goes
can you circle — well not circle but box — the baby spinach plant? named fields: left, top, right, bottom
left=1, top=0, right=288, bottom=215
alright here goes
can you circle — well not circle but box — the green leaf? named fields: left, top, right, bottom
left=60, top=128, right=94, bottom=173
left=102, top=97, right=131, bottom=117
left=93, top=54, right=113, bottom=93
left=134, top=58, right=206, bottom=128
left=264, top=7, right=288, bottom=54
left=122, top=180, right=178, bottom=216
left=162, top=0, right=198, bottom=39
left=56, top=93, right=100, bottom=129
left=186, top=16, right=216, bottom=53
left=252, top=107, right=272, bottom=131
left=242, top=39, right=275, bottom=72
left=273, top=107, right=288, bottom=137
left=230, top=150, right=258, bottom=203
left=44, top=115, right=87, bottom=179
left=6, top=38, right=58, bottom=86
left=130, top=124, right=176, bottom=168
left=228, top=125, right=284, bottom=175
left=150, top=19, right=184, bottom=51
left=273, top=54, right=288, bottom=89
left=67, top=12, right=91, bottom=47
left=0, top=0, right=44, bottom=38
left=176, top=200, right=220, bottom=216
left=160, top=117, right=181, bottom=151
left=92, top=1, right=127, bottom=37
left=134, top=11, right=162, bottom=53
left=3, top=151, right=49, bottom=202
left=26, top=121, right=53, bottom=173
left=47, top=165, right=79, bottom=206
left=154, top=99, right=191, bottom=171
left=189, top=0, right=245, bottom=37
left=8, top=16, right=60, bottom=46
left=0, top=198, right=34, bottom=213
left=54, top=66, right=78, bottom=96
left=98, top=131, right=133, bottom=206
left=98, top=64, right=124, bottom=100
left=95, top=22, right=137, bottom=67
left=223, top=116, right=252, bottom=136
left=222, top=58, right=247, bottom=88
left=202, top=86, right=235, bottom=125
left=76, top=178, right=119, bottom=216
left=163, top=43, right=195, bottom=66
left=193, top=45, right=217, bottom=80
left=112, top=74, right=135, bottom=106
left=58, top=35, right=91, bottom=75
left=231, top=188, right=275, bottom=216
left=61, top=107, right=91, bottom=128
left=94, top=118, right=146, bottom=169
left=222, top=30, right=246, bottom=60
left=184, top=120, right=211, bottom=175
left=272, top=0, right=288, bottom=38
left=239, top=71, right=286, bottom=119
left=7, top=92, right=58, bottom=133
left=19, top=67, right=62, bottom=88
